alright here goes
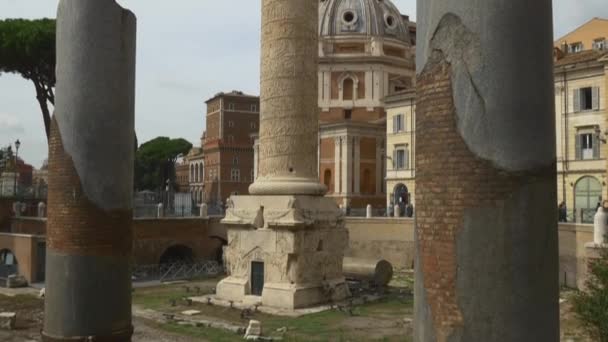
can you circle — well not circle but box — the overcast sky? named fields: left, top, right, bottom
left=0, top=0, right=606, bottom=168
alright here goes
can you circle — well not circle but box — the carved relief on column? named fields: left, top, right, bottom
left=354, top=137, right=361, bottom=194
left=249, top=0, right=325, bottom=196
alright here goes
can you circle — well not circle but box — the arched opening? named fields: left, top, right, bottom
left=342, top=78, right=354, bottom=100
left=159, top=245, right=195, bottom=265
left=575, top=176, right=602, bottom=223
left=0, top=249, right=18, bottom=278
left=190, top=164, right=195, bottom=182
left=195, top=164, right=200, bottom=182
left=323, top=169, right=332, bottom=193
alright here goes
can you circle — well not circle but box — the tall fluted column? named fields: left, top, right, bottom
left=414, top=1, right=558, bottom=341
left=249, top=0, right=326, bottom=196
left=43, top=1, right=136, bottom=340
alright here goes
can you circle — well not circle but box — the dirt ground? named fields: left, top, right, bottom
left=0, top=278, right=596, bottom=342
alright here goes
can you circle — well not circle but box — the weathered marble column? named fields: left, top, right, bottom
left=43, top=1, right=136, bottom=340
left=249, top=0, right=326, bottom=196
left=415, top=1, right=558, bottom=341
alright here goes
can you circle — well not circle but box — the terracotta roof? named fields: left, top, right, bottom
left=555, top=50, right=608, bottom=67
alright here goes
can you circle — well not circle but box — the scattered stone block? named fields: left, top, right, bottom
left=39, top=288, right=45, bottom=298
left=6, top=275, right=27, bottom=288
left=181, top=310, right=201, bottom=316
left=0, top=312, right=16, bottom=330
left=244, top=319, right=262, bottom=339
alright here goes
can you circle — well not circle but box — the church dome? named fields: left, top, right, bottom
left=319, top=0, right=410, bottom=43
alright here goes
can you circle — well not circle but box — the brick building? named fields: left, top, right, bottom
left=174, top=154, right=190, bottom=193
left=318, top=0, right=416, bottom=210
left=203, top=91, right=259, bottom=208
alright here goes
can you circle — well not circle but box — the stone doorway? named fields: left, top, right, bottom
left=250, top=261, right=264, bottom=296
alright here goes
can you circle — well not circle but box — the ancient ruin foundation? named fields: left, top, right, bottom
left=216, top=0, right=350, bottom=309
left=43, top=0, right=136, bottom=340
left=414, top=0, right=559, bottom=341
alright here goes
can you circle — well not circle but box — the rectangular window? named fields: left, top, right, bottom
left=576, top=130, right=600, bottom=160
left=250, top=122, right=257, bottom=129
left=228, top=120, right=235, bottom=128
left=344, top=109, right=352, bottom=120
left=228, top=103, right=235, bottom=110
left=393, top=114, right=405, bottom=133
left=593, top=38, right=606, bottom=51
left=569, top=42, right=583, bottom=53
left=574, top=87, right=600, bottom=112
left=251, top=104, right=257, bottom=112
left=231, top=169, right=240, bottom=182
left=394, top=149, right=405, bottom=170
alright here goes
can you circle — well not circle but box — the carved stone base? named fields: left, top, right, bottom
left=217, top=195, right=351, bottom=309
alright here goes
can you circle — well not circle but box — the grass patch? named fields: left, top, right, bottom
left=135, top=282, right=414, bottom=342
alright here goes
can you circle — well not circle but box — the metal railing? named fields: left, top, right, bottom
left=346, top=208, right=390, bottom=218
left=132, top=260, right=222, bottom=282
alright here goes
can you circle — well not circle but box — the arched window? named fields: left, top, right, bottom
left=323, top=169, right=332, bottom=193
left=575, top=176, right=602, bottom=222
left=199, top=163, right=204, bottom=182
left=343, top=78, right=354, bottom=100
left=195, top=164, right=199, bottom=182
left=190, top=164, right=195, bottom=182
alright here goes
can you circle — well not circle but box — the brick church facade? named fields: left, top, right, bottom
left=317, top=0, right=416, bottom=209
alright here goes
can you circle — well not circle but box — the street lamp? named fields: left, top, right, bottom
left=13, top=139, right=20, bottom=197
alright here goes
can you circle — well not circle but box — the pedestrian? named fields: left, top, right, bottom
left=558, top=201, right=567, bottom=222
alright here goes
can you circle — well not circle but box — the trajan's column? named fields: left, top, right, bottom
left=43, top=0, right=136, bottom=340
left=414, top=0, right=559, bottom=341
left=217, top=0, right=350, bottom=309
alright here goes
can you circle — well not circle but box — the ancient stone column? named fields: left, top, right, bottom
left=249, top=0, right=325, bottom=196
left=43, top=1, right=136, bottom=340
left=415, top=1, right=558, bottom=341
left=217, top=0, right=349, bottom=310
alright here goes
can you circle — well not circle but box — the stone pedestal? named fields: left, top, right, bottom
left=583, top=242, right=607, bottom=291
left=217, top=196, right=350, bottom=309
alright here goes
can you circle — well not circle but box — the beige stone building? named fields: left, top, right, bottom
left=555, top=18, right=608, bottom=54
left=384, top=89, right=415, bottom=215
left=378, top=18, right=608, bottom=221
left=318, top=0, right=415, bottom=210
left=555, top=29, right=608, bottom=223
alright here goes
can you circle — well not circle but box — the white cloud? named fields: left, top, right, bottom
left=0, top=0, right=606, bottom=169
left=0, top=114, right=25, bottom=135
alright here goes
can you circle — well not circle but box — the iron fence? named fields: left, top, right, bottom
left=132, top=260, right=222, bottom=282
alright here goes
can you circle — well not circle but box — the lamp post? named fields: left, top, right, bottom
left=13, top=139, right=20, bottom=197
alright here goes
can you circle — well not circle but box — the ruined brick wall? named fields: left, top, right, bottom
left=10, top=218, right=46, bottom=235
left=0, top=199, right=11, bottom=231
left=132, top=218, right=223, bottom=265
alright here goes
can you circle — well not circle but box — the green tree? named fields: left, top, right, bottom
left=135, top=137, right=192, bottom=191
left=0, top=19, right=56, bottom=140
left=573, top=242, right=608, bottom=341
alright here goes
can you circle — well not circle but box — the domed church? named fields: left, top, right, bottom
left=317, top=0, right=415, bottom=210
